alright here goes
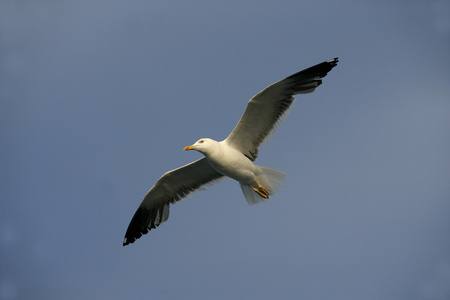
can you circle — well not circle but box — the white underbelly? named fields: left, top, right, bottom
left=206, top=152, right=257, bottom=185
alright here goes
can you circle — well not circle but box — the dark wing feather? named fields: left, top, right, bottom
left=123, top=157, right=223, bottom=245
left=225, top=58, right=338, bottom=160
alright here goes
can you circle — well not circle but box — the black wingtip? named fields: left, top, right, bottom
left=321, top=57, right=339, bottom=74
left=314, top=57, right=339, bottom=78
left=123, top=203, right=170, bottom=246
left=286, top=57, right=339, bottom=82
left=122, top=207, right=149, bottom=246
left=327, top=57, right=339, bottom=67
left=123, top=232, right=141, bottom=246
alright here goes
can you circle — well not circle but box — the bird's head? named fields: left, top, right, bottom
left=184, top=138, right=215, bottom=155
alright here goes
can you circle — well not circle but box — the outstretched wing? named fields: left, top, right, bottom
left=225, top=58, right=338, bottom=160
left=123, top=158, right=223, bottom=245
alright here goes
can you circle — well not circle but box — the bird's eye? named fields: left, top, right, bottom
left=199, top=140, right=204, bottom=144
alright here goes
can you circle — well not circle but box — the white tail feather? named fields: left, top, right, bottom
left=240, top=166, right=286, bottom=205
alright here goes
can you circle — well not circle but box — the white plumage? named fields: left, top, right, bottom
left=123, top=58, right=338, bottom=246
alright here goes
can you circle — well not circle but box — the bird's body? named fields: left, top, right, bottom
left=192, top=139, right=258, bottom=186
left=123, top=58, right=339, bottom=245
left=185, top=138, right=286, bottom=201
left=203, top=140, right=257, bottom=185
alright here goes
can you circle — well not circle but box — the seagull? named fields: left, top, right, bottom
left=123, top=58, right=338, bottom=245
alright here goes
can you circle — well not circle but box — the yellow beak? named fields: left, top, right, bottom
left=184, top=145, right=195, bottom=151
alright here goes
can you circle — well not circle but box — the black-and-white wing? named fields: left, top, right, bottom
left=123, top=158, right=223, bottom=245
left=225, top=58, right=338, bottom=160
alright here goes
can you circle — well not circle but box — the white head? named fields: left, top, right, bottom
left=183, top=138, right=217, bottom=155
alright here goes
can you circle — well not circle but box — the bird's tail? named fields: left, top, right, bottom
left=240, top=166, right=286, bottom=205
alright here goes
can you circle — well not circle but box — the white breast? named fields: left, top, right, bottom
left=205, top=141, right=257, bottom=185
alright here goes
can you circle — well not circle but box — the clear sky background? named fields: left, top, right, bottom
left=1, top=1, right=450, bottom=299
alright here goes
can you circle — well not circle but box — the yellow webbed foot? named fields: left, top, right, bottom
left=251, top=183, right=269, bottom=198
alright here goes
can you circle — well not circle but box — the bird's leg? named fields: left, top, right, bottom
left=251, top=182, right=269, bottom=198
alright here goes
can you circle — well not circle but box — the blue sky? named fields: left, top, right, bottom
left=1, top=1, right=450, bottom=299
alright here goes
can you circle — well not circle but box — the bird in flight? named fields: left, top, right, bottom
left=123, top=58, right=338, bottom=245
